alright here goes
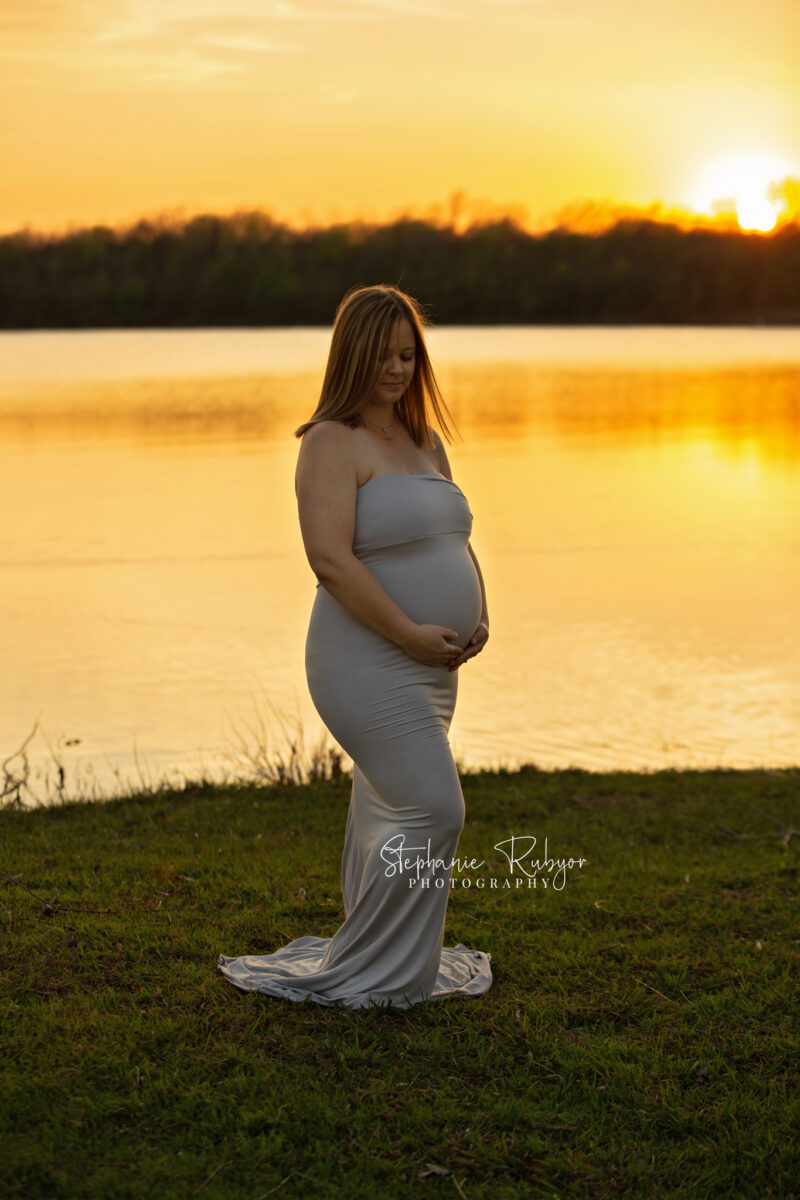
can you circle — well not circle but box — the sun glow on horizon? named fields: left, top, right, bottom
left=690, top=151, right=796, bottom=232
left=736, top=196, right=777, bottom=232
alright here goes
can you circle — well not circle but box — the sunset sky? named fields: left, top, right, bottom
left=2, top=0, right=799, bottom=235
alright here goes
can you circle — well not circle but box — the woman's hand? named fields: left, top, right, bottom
left=402, top=624, right=463, bottom=669
left=449, top=620, right=489, bottom=671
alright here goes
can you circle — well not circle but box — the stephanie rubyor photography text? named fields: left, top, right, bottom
left=380, top=832, right=589, bottom=890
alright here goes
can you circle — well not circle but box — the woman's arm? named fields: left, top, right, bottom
left=296, top=423, right=462, bottom=668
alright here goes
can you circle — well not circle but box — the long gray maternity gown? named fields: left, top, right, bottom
left=217, top=471, right=493, bottom=1009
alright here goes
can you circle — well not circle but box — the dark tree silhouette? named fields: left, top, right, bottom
left=1, top=212, right=798, bottom=328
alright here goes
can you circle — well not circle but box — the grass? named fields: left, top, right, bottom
left=1, top=762, right=798, bottom=1199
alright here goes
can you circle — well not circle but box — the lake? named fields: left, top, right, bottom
left=1, top=326, right=798, bottom=803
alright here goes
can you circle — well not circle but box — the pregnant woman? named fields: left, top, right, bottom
left=217, top=284, right=492, bottom=1009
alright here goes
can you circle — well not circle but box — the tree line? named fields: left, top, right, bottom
left=1, top=211, right=798, bottom=327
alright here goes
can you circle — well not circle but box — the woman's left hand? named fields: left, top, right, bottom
left=448, top=620, right=489, bottom=671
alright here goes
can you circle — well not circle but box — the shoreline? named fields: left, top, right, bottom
left=3, top=760, right=798, bottom=817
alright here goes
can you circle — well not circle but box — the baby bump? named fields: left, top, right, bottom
left=304, top=535, right=478, bottom=750
left=359, top=537, right=483, bottom=651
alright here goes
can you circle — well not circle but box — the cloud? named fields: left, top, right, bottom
left=196, top=32, right=286, bottom=53
left=89, top=7, right=299, bottom=88
left=0, top=0, right=550, bottom=90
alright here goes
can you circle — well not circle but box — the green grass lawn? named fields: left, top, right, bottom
left=2, top=764, right=798, bottom=1199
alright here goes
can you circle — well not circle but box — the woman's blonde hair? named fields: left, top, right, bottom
left=293, top=284, right=459, bottom=448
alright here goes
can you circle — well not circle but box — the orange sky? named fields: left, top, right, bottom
left=2, top=0, right=799, bottom=235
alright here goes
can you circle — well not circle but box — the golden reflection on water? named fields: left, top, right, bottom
left=0, top=372, right=319, bottom=443
left=440, top=364, right=800, bottom=461
left=1, top=330, right=798, bottom=797
left=3, top=362, right=798, bottom=463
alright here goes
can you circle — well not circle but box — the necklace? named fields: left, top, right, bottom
left=362, top=411, right=396, bottom=441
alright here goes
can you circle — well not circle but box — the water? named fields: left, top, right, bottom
left=1, top=327, right=798, bottom=803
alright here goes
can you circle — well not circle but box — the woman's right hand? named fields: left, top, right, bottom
left=401, top=624, right=462, bottom=668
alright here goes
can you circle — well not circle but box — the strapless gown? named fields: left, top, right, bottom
left=217, top=472, right=493, bottom=1010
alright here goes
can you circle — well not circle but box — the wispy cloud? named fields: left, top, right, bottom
left=94, top=16, right=295, bottom=82
left=0, top=3, right=297, bottom=87
left=195, top=32, right=286, bottom=53
left=0, top=0, right=549, bottom=36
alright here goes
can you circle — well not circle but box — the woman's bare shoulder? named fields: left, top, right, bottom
left=301, top=417, right=350, bottom=442
left=296, top=420, right=357, bottom=493
left=426, top=425, right=454, bottom=478
left=426, top=424, right=445, bottom=457
left=299, top=419, right=354, bottom=457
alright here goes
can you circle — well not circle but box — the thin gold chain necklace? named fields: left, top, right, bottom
left=363, top=412, right=396, bottom=441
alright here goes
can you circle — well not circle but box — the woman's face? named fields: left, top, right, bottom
left=366, top=316, right=417, bottom=406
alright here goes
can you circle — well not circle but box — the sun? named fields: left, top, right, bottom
left=735, top=196, right=778, bottom=232
left=690, top=151, right=795, bottom=232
